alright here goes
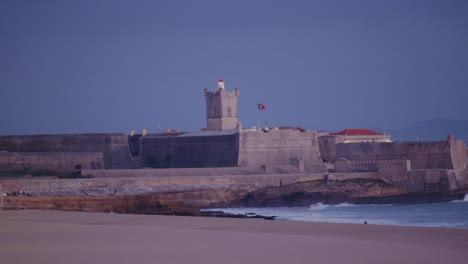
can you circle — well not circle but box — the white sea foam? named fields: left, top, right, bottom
left=335, top=203, right=358, bottom=207
left=308, top=203, right=329, bottom=210
left=352, top=203, right=395, bottom=207
left=450, top=193, right=468, bottom=202
left=208, top=201, right=468, bottom=228
left=309, top=203, right=393, bottom=209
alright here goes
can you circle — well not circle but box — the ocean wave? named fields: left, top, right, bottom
left=309, top=202, right=358, bottom=210
left=450, top=193, right=468, bottom=203
left=309, top=203, right=395, bottom=209
left=349, top=203, right=394, bottom=207
left=335, top=203, right=358, bottom=207
left=308, top=203, right=329, bottom=210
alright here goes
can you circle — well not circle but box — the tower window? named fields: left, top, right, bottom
left=212, top=107, right=217, bottom=117
left=227, top=107, right=232, bottom=117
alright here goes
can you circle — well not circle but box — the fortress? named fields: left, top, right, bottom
left=0, top=79, right=467, bottom=194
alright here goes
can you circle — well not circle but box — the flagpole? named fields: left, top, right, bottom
left=257, top=109, right=260, bottom=130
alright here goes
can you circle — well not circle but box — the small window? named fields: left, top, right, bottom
left=227, top=107, right=232, bottom=117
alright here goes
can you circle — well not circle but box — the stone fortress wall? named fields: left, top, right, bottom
left=0, top=134, right=132, bottom=170
left=0, top=171, right=379, bottom=196
left=0, top=79, right=467, bottom=196
left=140, top=131, right=239, bottom=168
left=0, top=130, right=466, bottom=194
left=0, top=152, right=104, bottom=170
left=238, top=129, right=323, bottom=167
left=318, top=135, right=467, bottom=191
left=0, top=133, right=466, bottom=198
left=450, top=139, right=467, bottom=170
left=318, top=137, right=463, bottom=170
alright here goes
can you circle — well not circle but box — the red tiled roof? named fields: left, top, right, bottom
left=331, top=129, right=382, bottom=136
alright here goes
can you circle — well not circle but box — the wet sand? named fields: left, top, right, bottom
left=1, top=210, right=467, bottom=264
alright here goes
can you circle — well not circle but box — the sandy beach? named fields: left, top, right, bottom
left=0, top=210, right=467, bottom=264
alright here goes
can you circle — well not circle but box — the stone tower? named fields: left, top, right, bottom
left=204, top=79, right=239, bottom=130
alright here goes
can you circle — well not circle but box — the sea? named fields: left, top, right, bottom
left=207, top=193, right=468, bottom=228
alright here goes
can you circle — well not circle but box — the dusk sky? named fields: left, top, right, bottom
left=1, top=0, right=467, bottom=135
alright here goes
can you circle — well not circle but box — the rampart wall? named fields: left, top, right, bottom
left=82, top=167, right=379, bottom=183
left=377, top=160, right=410, bottom=188
left=1, top=166, right=464, bottom=197
left=405, top=142, right=453, bottom=169
left=318, top=139, right=466, bottom=170
left=0, top=172, right=379, bottom=193
left=335, top=159, right=380, bottom=172
left=238, top=130, right=322, bottom=167
left=140, top=133, right=239, bottom=168
left=455, top=169, right=468, bottom=187
left=405, top=170, right=460, bottom=192
left=0, top=152, right=104, bottom=170
left=82, top=164, right=308, bottom=178
left=0, top=134, right=132, bottom=169
left=450, top=140, right=467, bottom=170
left=83, top=167, right=264, bottom=178
left=375, top=160, right=463, bottom=192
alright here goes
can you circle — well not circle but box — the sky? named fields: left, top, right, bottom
left=1, top=0, right=467, bottom=135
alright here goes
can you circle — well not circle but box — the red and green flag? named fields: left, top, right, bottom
left=257, top=103, right=266, bottom=110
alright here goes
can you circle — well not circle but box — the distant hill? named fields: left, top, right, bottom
left=388, top=118, right=468, bottom=143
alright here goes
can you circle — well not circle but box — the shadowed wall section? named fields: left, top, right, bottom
left=0, top=134, right=131, bottom=169
left=140, top=130, right=239, bottom=168
left=0, top=152, right=104, bottom=170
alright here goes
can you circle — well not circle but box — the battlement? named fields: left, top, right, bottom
left=204, top=88, right=239, bottom=98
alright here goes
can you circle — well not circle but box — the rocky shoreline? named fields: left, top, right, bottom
left=2, top=178, right=467, bottom=217
left=229, top=178, right=468, bottom=207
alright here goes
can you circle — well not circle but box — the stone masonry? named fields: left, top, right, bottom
left=204, top=79, right=239, bottom=130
